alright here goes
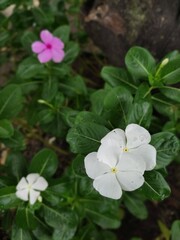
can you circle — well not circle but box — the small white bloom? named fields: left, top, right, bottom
left=98, top=123, right=156, bottom=170
left=16, top=173, right=48, bottom=205
left=84, top=124, right=157, bottom=199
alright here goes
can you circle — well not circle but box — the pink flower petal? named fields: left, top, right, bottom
left=52, top=49, right=65, bottom=63
left=40, top=30, right=53, bottom=44
left=52, top=37, right=64, bottom=50
left=38, top=49, right=52, bottom=63
left=31, top=41, right=46, bottom=53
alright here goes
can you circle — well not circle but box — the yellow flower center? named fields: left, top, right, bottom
left=123, top=147, right=129, bottom=152
left=111, top=167, right=117, bottom=173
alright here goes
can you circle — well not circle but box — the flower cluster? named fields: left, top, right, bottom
left=32, top=30, right=65, bottom=63
left=16, top=173, right=48, bottom=205
left=84, top=124, right=157, bottom=199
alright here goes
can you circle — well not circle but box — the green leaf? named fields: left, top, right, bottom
left=17, top=57, right=45, bottom=80
left=0, top=30, right=9, bottom=47
left=0, top=0, right=12, bottom=10
left=90, top=89, right=108, bottom=115
left=2, top=129, right=25, bottom=150
left=159, top=58, right=180, bottom=84
left=32, top=7, right=54, bottom=26
left=21, top=31, right=37, bottom=51
left=123, top=193, right=148, bottom=220
left=83, top=198, right=121, bottom=229
left=125, top=46, right=156, bottom=79
left=101, top=66, right=137, bottom=92
left=43, top=205, right=78, bottom=237
left=41, top=77, right=59, bottom=101
left=0, top=84, right=23, bottom=119
left=128, top=100, right=152, bottom=128
left=140, top=171, right=171, bottom=200
left=0, top=119, right=14, bottom=138
left=53, top=25, right=70, bottom=43
left=64, top=41, right=79, bottom=64
left=103, top=86, right=133, bottom=127
left=152, top=94, right=179, bottom=121
left=171, top=220, right=180, bottom=240
left=6, top=152, right=27, bottom=181
left=159, top=86, right=180, bottom=103
left=0, top=186, right=20, bottom=209
left=11, top=224, right=32, bottom=240
left=151, top=132, right=179, bottom=169
left=16, top=207, right=37, bottom=230
left=59, top=75, right=87, bottom=97
left=38, top=109, right=54, bottom=125
left=66, top=122, right=109, bottom=154
left=75, top=111, right=109, bottom=128
left=72, top=155, right=86, bottom=177
left=29, top=148, right=58, bottom=178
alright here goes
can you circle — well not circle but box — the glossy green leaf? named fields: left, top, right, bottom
left=159, top=86, right=180, bottom=103
left=101, top=66, right=137, bottom=92
left=32, top=7, right=54, bottom=26
left=66, top=122, right=109, bottom=154
left=11, top=224, right=32, bottom=240
left=6, top=152, right=27, bottom=180
left=83, top=198, right=121, bottom=229
left=75, top=111, right=109, bottom=128
left=21, top=31, right=37, bottom=51
left=0, top=119, right=14, bottom=138
left=0, top=84, right=23, bottom=119
left=152, top=94, right=179, bottom=121
left=2, top=129, right=25, bottom=150
left=16, top=207, right=37, bottom=230
left=0, top=186, right=20, bottom=209
left=171, top=220, right=180, bottom=240
left=151, top=132, right=179, bottom=169
left=64, top=41, right=79, bottom=64
left=72, top=155, right=86, bottom=177
left=103, top=86, right=133, bottom=127
left=123, top=193, right=148, bottom=220
left=125, top=46, right=156, bottom=79
left=0, top=30, right=9, bottom=47
left=90, top=89, right=108, bottom=115
left=38, top=109, right=54, bottom=125
left=159, top=58, right=180, bottom=84
left=29, top=148, right=58, bottom=177
left=17, top=57, right=45, bottom=80
left=140, top=171, right=171, bottom=200
left=41, top=77, right=59, bottom=101
left=53, top=25, right=70, bottom=43
left=43, top=205, right=78, bottom=235
left=59, top=75, right=87, bottom=97
left=0, top=0, right=12, bottom=10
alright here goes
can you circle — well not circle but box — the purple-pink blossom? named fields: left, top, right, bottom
left=31, top=30, right=65, bottom=63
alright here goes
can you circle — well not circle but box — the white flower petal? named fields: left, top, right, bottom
left=16, top=177, right=28, bottom=190
left=84, top=152, right=110, bottom=179
left=16, top=189, right=29, bottom=201
left=101, top=129, right=126, bottom=147
left=116, top=171, right=144, bottom=191
left=125, top=124, right=151, bottom=148
left=116, top=152, right=146, bottom=174
left=93, top=173, right=122, bottom=199
left=97, top=142, right=123, bottom=167
left=130, top=144, right=156, bottom=170
left=29, top=189, right=40, bottom=205
left=32, top=176, right=48, bottom=191
left=26, top=173, right=40, bottom=185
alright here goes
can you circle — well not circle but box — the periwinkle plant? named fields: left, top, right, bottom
left=0, top=1, right=179, bottom=240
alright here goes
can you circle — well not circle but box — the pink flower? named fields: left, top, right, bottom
left=31, top=30, right=65, bottom=63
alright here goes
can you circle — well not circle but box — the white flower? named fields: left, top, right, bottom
left=84, top=124, right=156, bottom=199
left=16, top=173, right=48, bottom=205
